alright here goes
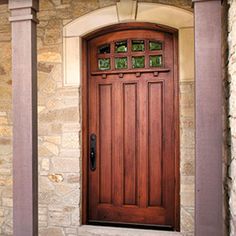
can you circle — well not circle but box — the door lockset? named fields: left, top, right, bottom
left=90, top=133, right=96, bottom=171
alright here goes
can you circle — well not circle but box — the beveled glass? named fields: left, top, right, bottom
left=98, top=58, right=110, bottom=70
left=115, top=41, right=127, bottom=53
left=132, top=56, right=145, bottom=68
left=149, top=41, right=162, bottom=51
left=149, top=55, right=162, bottom=67
left=115, top=57, right=128, bottom=69
left=98, top=44, right=110, bottom=54
left=132, top=40, right=145, bottom=52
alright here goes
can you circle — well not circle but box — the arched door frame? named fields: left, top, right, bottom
left=81, top=22, right=180, bottom=230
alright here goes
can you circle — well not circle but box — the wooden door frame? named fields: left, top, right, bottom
left=81, top=22, right=180, bottom=231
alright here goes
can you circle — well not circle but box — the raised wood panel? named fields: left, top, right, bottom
left=99, top=84, right=113, bottom=204
left=123, top=83, right=138, bottom=205
left=148, top=82, right=163, bottom=207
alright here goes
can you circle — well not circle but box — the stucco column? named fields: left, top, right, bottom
left=192, top=0, right=223, bottom=235
left=9, top=0, right=39, bottom=235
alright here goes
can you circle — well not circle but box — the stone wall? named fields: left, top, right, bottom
left=138, top=0, right=193, bottom=11
left=0, top=1, right=194, bottom=236
left=0, top=2, right=12, bottom=235
left=228, top=0, right=236, bottom=235
left=222, top=1, right=230, bottom=235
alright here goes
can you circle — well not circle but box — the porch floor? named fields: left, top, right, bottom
left=77, top=225, right=184, bottom=236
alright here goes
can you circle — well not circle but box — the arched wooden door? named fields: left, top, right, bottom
left=83, top=23, right=179, bottom=231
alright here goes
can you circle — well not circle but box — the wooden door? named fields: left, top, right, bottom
left=84, top=24, right=179, bottom=230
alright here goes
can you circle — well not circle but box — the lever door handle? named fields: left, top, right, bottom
left=90, top=134, right=96, bottom=171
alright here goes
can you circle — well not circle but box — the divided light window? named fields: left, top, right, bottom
left=97, top=39, right=164, bottom=71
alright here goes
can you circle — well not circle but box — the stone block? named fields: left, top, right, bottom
left=59, top=148, right=80, bottom=157
left=44, top=136, right=61, bottom=145
left=55, top=184, right=75, bottom=197
left=38, top=10, right=57, bottom=21
left=43, top=142, right=59, bottom=156
left=181, top=161, right=194, bottom=176
left=180, top=176, right=194, bottom=193
left=62, top=189, right=80, bottom=206
left=48, top=207, right=71, bottom=227
left=0, top=116, right=8, bottom=125
left=39, top=191, right=60, bottom=205
left=0, top=138, right=11, bottom=145
left=56, top=8, right=72, bottom=19
left=48, top=173, right=64, bottom=183
left=39, top=145, right=54, bottom=157
left=62, top=123, right=81, bottom=133
left=65, top=227, right=77, bottom=234
left=38, top=62, right=54, bottom=73
left=181, top=207, right=194, bottom=233
left=52, top=158, right=79, bottom=173
left=41, top=158, right=50, bottom=171
left=51, top=124, right=63, bottom=134
left=40, top=0, right=54, bottom=11
left=71, top=208, right=80, bottom=226
left=181, top=192, right=194, bottom=207
left=0, top=177, right=12, bottom=187
left=51, top=64, right=62, bottom=82
left=2, top=198, right=12, bottom=207
left=39, top=227, right=65, bottom=236
left=44, top=19, right=62, bottom=45
left=71, top=0, right=99, bottom=18
left=39, top=206, right=48, bottom=215
left=180, top=129, right=194, bottom=149
left=67, top=174, right=80, bottom=184
left=0, top=127, right=12, bottom=137
left=99, top=0, right=117, bottom=8
left=39, top=176, right=55, bottom=193
left=38, top=52, right=62, bottom=63
left=45, top=99, right=64, bottom=110
left=39, top=107, right=79, bottom=123
left=62, top=132, right=79, bottom=149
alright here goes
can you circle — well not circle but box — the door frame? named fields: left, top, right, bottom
left=81, top=22, right=180, bottom=231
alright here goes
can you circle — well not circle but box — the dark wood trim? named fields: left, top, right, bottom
left=91, top=68, right=170, bottom=76
left=9, top=0, right=39, bottom=235
left=193, top=1, right=223, bottom=235
left=0, top=0, right=8, bottom=5
left=82, top=22, right=180, bottom=230
left=82, top=39, right=89, bottom=225
left=84, top=22, right=178, bottom=41
left=173, top=32, right=180, bottom=232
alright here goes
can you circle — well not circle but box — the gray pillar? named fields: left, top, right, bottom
left=192, top=0, right=223, bottom=235
left=9, top=0, right=39, bottom=235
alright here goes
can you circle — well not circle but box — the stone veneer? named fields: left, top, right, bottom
left=228, top=0, right=236, bottom=235
left=0, top=1, right=194, bottom=236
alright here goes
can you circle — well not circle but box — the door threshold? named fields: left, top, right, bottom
left=78, top=225, right=183, bottom=236
left=88, top=220, right=173, bottom=230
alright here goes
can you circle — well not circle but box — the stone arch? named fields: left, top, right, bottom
left=63, top=3, right=193, bottom=86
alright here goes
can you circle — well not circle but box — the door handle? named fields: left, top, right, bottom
left=90, top=133, right=96, bottom=171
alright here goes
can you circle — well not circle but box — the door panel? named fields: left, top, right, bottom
left=148, top=82, right=163, bottom=207
left=123, top=83, right=138, bottom=206
left=86, top=27, right=179, bottom=230
left=99, top=84, right=112, bottom=204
